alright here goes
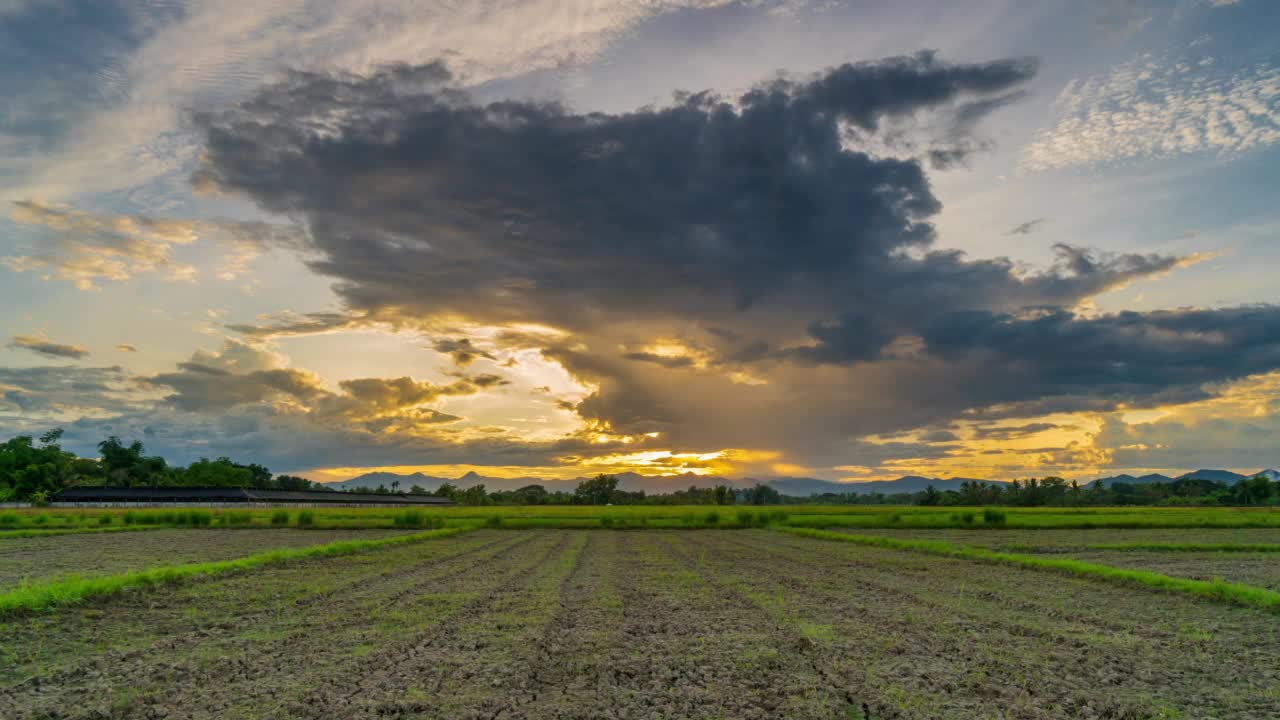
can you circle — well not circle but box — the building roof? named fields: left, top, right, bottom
left=51, top=486, right=454, bottom=505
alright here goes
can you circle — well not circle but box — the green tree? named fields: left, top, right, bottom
left=574, top=474, right=619, bottom=505
left=97, top=437, right=169, bottom=486
left=713, top=484, right=734, bottom=505
left=918, top=484, right=941, bottom=506
left=0, top=430, right=94, bottom=501
left=176, top=458, right=254, bottom=487
left=460, top=484, right=491, bottom=505
left=744, top=483, right=781, bottom=505
left=274, top=474, right=316, bottom=491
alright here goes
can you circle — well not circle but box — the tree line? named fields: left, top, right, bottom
left=414, top=473, right=784, bottom=506
left=5, top=429, right=1275, bottom=507
left=884, top=476, right=1278, bottom=507
left=0, top=430, right=784, bottom=506
left=0, top=430, right=320, bottom=503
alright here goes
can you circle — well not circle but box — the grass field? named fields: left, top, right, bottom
left=6, top=503, right=1280, bottom=532
left=4, top=511, right=1280, bottom=718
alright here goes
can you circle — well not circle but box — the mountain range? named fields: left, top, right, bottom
left=324, top=468, right=1280, bottom=496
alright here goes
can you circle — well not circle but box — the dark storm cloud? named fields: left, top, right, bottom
left=195, top=53, right=1040, bottom=327
left=921, top=305, right=1280, bottom=408
left=8, top=334, right=89, bottom=359
left=781, top=243, right=1186, bottom=365
left=198, top=55, right=1178, bottom=357
left=190, top=53, right=1280, bottom=458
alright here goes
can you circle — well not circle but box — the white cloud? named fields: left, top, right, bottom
left=1021, top=55, right=1280, bottom=171
left=3, top=200, right=303, bottom=289
left=2, top=0, right=759, bottom=209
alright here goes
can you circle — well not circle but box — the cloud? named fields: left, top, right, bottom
left=180, top=54, right=1280, bottom=474
left=8, top=333, right=89, bottom=359
left=1091, top=371, right=1280, bottom=472
left=2, top=0, right=768, bottom=208
left=194, top=54, right=1038, bottom=327
left=970, top=422, right=1062, bottom=441
left=3, top=201, right=306, bottom=289
left=1006, top=218, right=1046, bottom=235
left=0, top=365, right=150, bottom=421
left=920, top=305, right=1280, bottom=412
left=432, top=338, right=497, bottom=367
left=11, top=48, right=1274, bottom=480
left=116, top=344, right=138, bottom=352
left=1022, top=54, right=1280, bottom=171
left=147, top=338, right=509, bottom=427
left=0, top=342, right=627, bottom=474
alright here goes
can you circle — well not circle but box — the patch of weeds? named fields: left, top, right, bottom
left=704, top=510, right=721, bottom=526
left=797, top=622, right=835, bottom=643
left=97, top=514, right=112, bottom=526
left=983, top=508, right=1007, bottom=526
left=394, top=510, right=426, bottom=528
left=296, top=510, right=315, bottom=527
left=0, top=512, right=18, bottom=526
left=215, top=511, right=249, bottom=527
left=485, top=514, right=504, bottom=528
left=270, top=510, right=291, bottom=526
left=599, top=515, right=614, bottom=528
left=111, top=686, right=141, bottom=712
left=33, top=514, right=49, bottom=526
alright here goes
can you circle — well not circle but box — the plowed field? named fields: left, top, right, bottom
left=3, top=529, right=1279, bottom=719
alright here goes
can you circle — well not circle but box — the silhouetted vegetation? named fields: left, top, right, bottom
left=1, top=429, right=329, bottom=502
left=4, top=429, right=1275, bottom=507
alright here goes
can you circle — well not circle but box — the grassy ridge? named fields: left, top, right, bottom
left=1003, top=542, right=1280, bottom=553
left=5, top=504, right=1280, bottom=533
left=0, top=526, right=473, bottom=618
left=780, top=527, right=1280, bottom=612
left=0, top=525, right=165, bottom=539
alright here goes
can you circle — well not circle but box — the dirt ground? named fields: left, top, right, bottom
left=1058, top=550, right=1280, bottom=591
left=3, top=529, right=1280, bottom=719
left=0, top=528, right=412, bottom=589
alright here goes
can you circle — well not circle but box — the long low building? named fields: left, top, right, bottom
left=51, top=486, right=454, bottom=507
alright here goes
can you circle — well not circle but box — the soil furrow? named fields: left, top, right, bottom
left=0, top=531, right=529, bottom=719
left=0, top=530, right=513, bottom=682
left=693, top=530, right=1280, bottom=718
left=276, top=529, right=579, bottom=719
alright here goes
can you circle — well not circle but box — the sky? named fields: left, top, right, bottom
left=1, top=0, right=1279, bottom=485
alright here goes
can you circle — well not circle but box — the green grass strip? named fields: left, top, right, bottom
left=999, top=542, right=1280, bottom=554
left=0, top=526, right=473, bottom=618
left=1087, top=542, right=1280, bottom=553
left=778, top=527, right=1280, bottom=612
left=0, top=525, right=169, bottom=539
